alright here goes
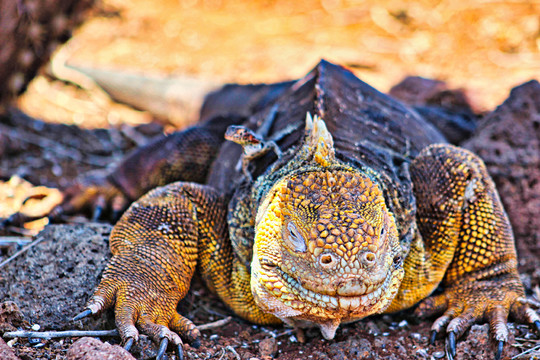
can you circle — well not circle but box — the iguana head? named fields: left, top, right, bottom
left=250, top=114, right=404, bottom=339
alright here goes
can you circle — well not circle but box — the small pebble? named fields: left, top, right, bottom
left=382, top=332, right=390, bottom=336
left=259, top=337, right=278, bottom=357
left=31, top=324, right=40, bottom=331
left=209, top=334, right=219, bottom=341
left=366, top=322, right=381, bottom=335
left=409, top=332, right=422, bottom=341
left=398, top=320, right=408, bottom=328
left=415, top=348, right=428, bottom=358
left=28, top=338, right=41, bottom=345
left=433, top=351, right=445, bottom=358
left=289, top=335, right=298, bottom=343
left=7, top=339, right=17, bottom=347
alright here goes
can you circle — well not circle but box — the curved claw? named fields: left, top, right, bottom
left=92, top=195, right=107, bottom=221
left=177, top=343, right=184, bottom=360
left=1, top=217, right=11, bottom=229
left=447, top=331, right=456, bottom=358
left=124, top=337, right=134, bottom=352
left=73, top=309, right=93, bottom=321
left=156, top=337, right=169, bottom=360
left=112, top=209, right=122, bottom=222
left=534, top=320, right=540, bottom=333
left=494, top=340, right=504, bottom=360
left=92, top=205, right=104, bottom=221
left=430, top=330, right=437, bottom=345
left=47, top=206, right=65, bottom=223
left=1, top=213, right=39, bottom=229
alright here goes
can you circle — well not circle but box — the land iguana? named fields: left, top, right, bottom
left=39, top=61, right=540, bottom=359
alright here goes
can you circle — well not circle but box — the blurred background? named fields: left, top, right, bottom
left=14, top=0, right=540, bottom=129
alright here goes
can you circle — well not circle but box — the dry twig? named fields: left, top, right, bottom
left=0, top=236, right=32, bottom=247
left=3, top=329, right=118, bottom=339
left=512, top=344, right=540, bottom=359
left=196, top=316, right=232, bottom=331
left=225, top=345, right=241, bottom=360
left=0, top=237, right=45, bottom=269
left=3, top=317, right=233, bottom=340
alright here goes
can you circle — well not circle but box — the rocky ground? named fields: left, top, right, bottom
left=1, top=78, right=539, bottom=359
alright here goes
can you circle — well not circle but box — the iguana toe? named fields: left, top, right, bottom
left=123, top=337, right=134, bottom=351
left=91, top=195, right=106, bottom=221
left=72, top=309, right=92, bottom=321
left=156, top=338, right=168, bottom=360
left=429, top=330, right=437, bottom=345
left=446, top=331, right=456, bottom=359
left=495, top=340, right=504, bottom=360
left=510, top=300, right=540, bottom=335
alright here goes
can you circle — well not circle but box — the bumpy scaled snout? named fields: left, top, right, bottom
left=316, top=249, right=377, bottom=270
left=294, top=249, right=392, bottom=297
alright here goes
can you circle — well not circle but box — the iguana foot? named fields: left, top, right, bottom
left=49, top=169, right=130, bottom=222
left=73, top=257, right=198, bottom=360
left=415, top=272, right=540, bottom=360
left=72, top=182, right=230, bottom=359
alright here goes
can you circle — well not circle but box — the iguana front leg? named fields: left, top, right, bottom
left=75, top=181, right=277, bottom=359
left=388, top=144, right=539, bottom=359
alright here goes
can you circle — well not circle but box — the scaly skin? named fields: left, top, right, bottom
left=387, top=144, right=537, bottom=347
left=78, top=114, right=539, bottom=360
left=249, top=116, right=404, bottom=338
left=65, top=63, right=538, bottom=359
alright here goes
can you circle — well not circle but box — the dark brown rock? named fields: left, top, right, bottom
left=463, top=80, right=540, bottom=272
left=389, top=76, right=477, bottom=144
left=0, top=337, right=21, bottom=360
left=0, top=0, right=95, bottom=109
left=327, top=336, right=374, bottom=359
left=258, top=337, right=277, bottom=358
left=66, top=337, right=135, bottom=360
left=0, top=224, right=114, bottom=331
left=0, top=301, right=26, bottom=334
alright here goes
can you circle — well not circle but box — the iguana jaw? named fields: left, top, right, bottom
left=251, top=170, right=405, bottom=339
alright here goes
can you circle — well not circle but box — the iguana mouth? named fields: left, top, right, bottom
left=276, top=265, right=396, bottom=312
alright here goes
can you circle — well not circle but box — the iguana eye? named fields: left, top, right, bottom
left=285, top=222, right=307, bottom=252
left=380, top=226, right=386, bottom=238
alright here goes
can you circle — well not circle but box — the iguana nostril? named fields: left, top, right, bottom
left=363, top=252, right=376, bottom=266
left=321, top=254, right=332, bottom=264
left=319, top=253, right=337, bottom=268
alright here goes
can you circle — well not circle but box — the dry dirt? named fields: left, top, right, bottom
left=1, top=0, right=540, bottom=359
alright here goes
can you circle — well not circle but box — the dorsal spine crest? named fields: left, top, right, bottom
left=304, top=113, right=336, bottom=167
